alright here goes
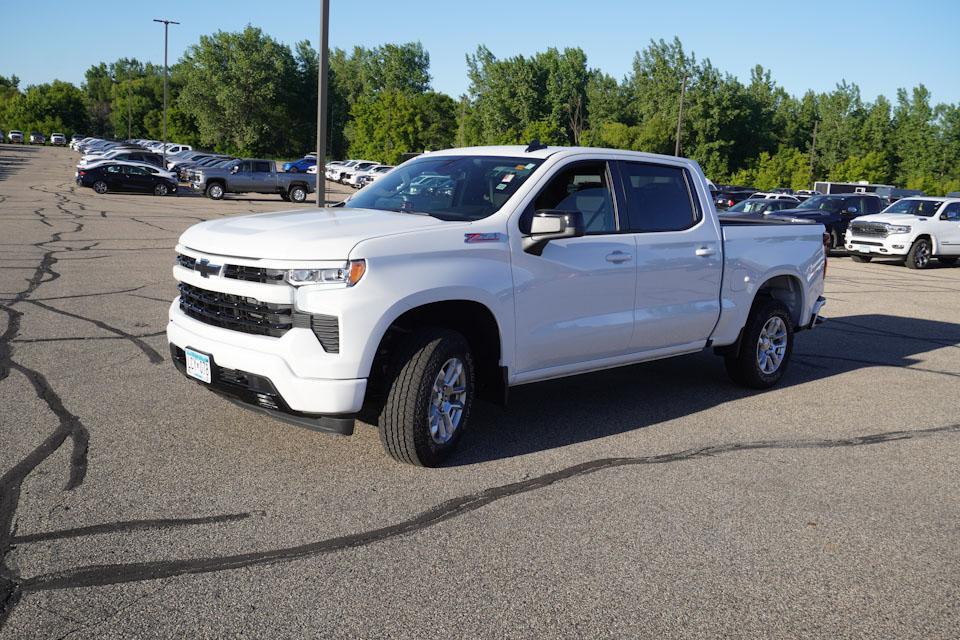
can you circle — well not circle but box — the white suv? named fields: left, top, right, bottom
left=846, top=197, right=960, bottom=269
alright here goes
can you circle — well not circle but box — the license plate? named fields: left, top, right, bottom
left=184, top=348, right=212, bottom=384
left=855, top=245, right=872, bottom=253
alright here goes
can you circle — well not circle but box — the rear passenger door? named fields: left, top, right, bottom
left=615, top=160, right=723, bottom=352
left=251, top=160, right=276, bottom=192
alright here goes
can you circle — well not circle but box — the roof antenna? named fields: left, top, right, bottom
left=525, top=138, right=547, bottom=153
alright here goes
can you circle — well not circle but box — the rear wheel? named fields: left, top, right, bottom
left=905, top=237, right=931, bottom=269
left=724, top=299, right=793, bottom=389
left=93, top=181, right=108, bottom=194
left=938, top=256, right=958, bottom=266
left=378, top=328, right=475, bottom=467
left=288, top=185, right=307, bottom=203
left=850, top=254, right=872, bottom=263
left=154, top=183, right=169, bottom=196
left=206, top=183, right=224, bottom=200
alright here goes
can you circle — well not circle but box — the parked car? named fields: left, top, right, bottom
left=8, top=130, right=24, bottom=143
left=327, top=160, right=372, bottom=182
left=78, top=149, right=164, bottom=169
left=77, top=163, right=179, bottom=196
left=49, top=133, right=66, bottom=146
left=191, top=159, right=316, bottom=202
left=749, top=192, right=800, bottom=203
left=77, top=159, right=177, bottom=183
left=714, top=186, right=757, bottom=210
left=0, top=130, right=4, bottom=143
left=872, top=186, right=925, bottom=207
left=29, top=132, right=45, bottom=144
left=723, top=198, right=801, bottom=215
left=845, top=197, right=960, bottom=269
left=282, top=157, right=317, bottom=173
left=178, top=155, right=234, bottom=181
left=167, top=145, right=827, bottom=466
left=338, top=161, right=380, bottom=185
left=357, top=165, right=394, bottom=187
left=775, top=193, right=885, bottom=249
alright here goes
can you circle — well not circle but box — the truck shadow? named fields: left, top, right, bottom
left=452, top=313, right=960, bottom=465
left=0, top=145, right=38, bottom=182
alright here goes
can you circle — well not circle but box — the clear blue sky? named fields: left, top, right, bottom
left=3, top=0, right=958, bottom=105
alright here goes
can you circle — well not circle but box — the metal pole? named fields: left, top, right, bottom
left=153, top=19, right=179, bottom=167
left=674, top=75, right=687, bottom=157
left=315, top=0, right=329, bottom=207
left=127, top=69, right=132, bottom=139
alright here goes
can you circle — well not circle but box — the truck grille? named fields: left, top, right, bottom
left=849, top=222, right=889, bottom=237
left=177, top=253, right=285, bottom=285
left=177, top=282, right=340, bottom=351
left=178, top=282, right=294, bottom=337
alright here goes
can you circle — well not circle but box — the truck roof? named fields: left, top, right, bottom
left=422, top=145, right=704, bottom=168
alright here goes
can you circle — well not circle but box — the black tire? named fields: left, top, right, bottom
left=289, top=167, right=299, bottom=173
left=93, top=181, right=108, bottom=195
left=378, top=328, right=475, bottom=467
left=938, top=256, right=958, bottom=266
left=905, top=237, right=932, bottom=269
left=154, top=183, right=169, bottom=196
left=724, top=298, right=794, bottom=389
left=288, top=185, right=307, bottom=203
left=850, top=254, right=872, bottom=263
left=206, top=183, right=225, bottom=200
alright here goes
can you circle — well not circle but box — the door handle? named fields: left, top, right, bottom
left=695, top=246, right=717, bottom=257
left=605, top=251, right=633, bottom=264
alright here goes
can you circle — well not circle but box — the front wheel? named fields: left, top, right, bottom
left=93, top=181, right=108, bottom=194
left=378, top=328, right=475, bottom=466
left=154, top=183, right=169, bottom=196
left=288, top=185, right=307, bottom=203
left=905, top=238, right=932, bottom=269
left=206, top=183, right=224, bottom=200
left=289, top=167, right=299, bottom=173
left=724, top=299, right=794, bottom=389
left=850, top=254, right=872, bottom=263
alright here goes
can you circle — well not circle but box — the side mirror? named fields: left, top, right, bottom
left=230, top=165, right=239, bottom=174
left=522, top=210, right=585, bottom=256
left=845, top=206, right=858, bottom=214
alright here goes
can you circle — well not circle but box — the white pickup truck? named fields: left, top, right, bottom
left=167, top=145, right=827, bottom=466
left=845, top=197, right=960, bottom=269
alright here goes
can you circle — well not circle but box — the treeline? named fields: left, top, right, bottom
left=2, top=29, right=958, bottom=193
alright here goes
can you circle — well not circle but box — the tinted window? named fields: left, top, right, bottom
left=942, top=203, right=960, bottom=220
left=125, top=166, right=148, bottom=175
left=253, top=161, right=273, bottom=173
left=531, top=162, right=616, bottom=234
left=618, top=162, right=698, bottom=232
left=884, top=199, right=943, bottom=217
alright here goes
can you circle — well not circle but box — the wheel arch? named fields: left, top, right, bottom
left=753, top=273, right=805, bottom=329
left=365, top=298, right=507, bottom=405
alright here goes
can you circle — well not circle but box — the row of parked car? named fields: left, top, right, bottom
left=69, top=137, right=318, bottom=202
left=279, top=154, right=395, bottom=189
left=713, top=185, right=960, bottom=269
left=1, top=130, right=67, bottom=145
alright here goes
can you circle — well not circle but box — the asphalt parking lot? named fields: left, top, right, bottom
left=1, top=145, right=959, bottom=638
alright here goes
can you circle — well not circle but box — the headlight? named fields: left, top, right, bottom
left=887, top=225, right=911, bottom=234
left=286, top=260, right=366, bottom=287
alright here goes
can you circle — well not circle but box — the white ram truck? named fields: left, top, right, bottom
left=845, top=197, right=960, bottom=269
left=167, top=146, right=827, bottom=466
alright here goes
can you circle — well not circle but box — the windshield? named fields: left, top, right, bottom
left=727, top=199, right=774, bottom=214
left=883, top=199, right=943, bottom=217
left=795, top=195, right=842, bottom=212
left=345, top=155, right=544, bottom=221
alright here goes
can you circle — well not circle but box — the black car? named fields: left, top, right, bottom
left=714, top=186, right=757, bottom=210
left=724, top=198, right=800, bottom=215
left=77, top=163, right=178, bottom=196
left=777, top=193, right=884, bottom=249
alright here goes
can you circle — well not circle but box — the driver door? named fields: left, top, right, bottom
left=938, top=203, right=960, bottom=254
left=512, top=160, right=637, bottom=375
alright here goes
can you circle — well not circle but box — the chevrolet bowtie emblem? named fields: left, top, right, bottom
left=196, top=258, right=221, bottom=278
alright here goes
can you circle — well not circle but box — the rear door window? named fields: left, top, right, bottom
left=617, top=162, right=700, bottom=232
left=253, top=161, right=273, bottom=173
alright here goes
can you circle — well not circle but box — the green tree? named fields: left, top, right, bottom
left=177, top=26, right=299, bottom=156
left=3, top=81, right=88, bottom=135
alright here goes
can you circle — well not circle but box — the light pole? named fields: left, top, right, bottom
left=315, top=0, right=329, bottom=207
left=153, top=18, right=179, bottom=167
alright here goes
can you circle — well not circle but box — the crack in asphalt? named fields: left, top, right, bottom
left=10, top=423, right=960, bottom=597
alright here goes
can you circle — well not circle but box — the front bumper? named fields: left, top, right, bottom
left=845, top=235, right=911, bottom=256
left=167, top=302, right=367, bottom=419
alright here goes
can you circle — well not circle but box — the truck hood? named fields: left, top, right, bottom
left=850, top=214, right=931, bottom=225
left=179, top=207, right=446, bottom=260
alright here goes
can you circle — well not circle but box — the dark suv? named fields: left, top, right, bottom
left=778, top=193, right=885, bottom=249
